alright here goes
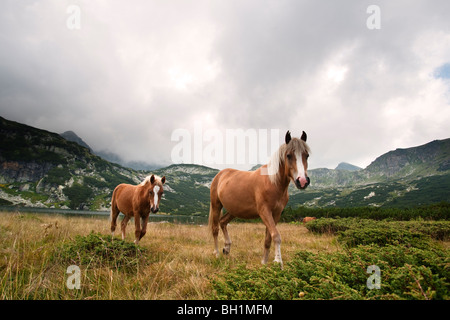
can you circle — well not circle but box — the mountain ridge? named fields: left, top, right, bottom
left=1, top=116, right=449, bottom=213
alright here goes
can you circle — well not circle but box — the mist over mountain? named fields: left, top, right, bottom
left=94, top=149, right=162, bottom=171
left=59, top=130, right=161, bottom=171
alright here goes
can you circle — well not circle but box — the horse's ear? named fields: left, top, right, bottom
left=285, top=130, right=292, bottom=144
left=161, top=176, right=166, bottom=184
left=150, top=175, right=155, bottom=184
left=301, top=131, right=307, bottom=142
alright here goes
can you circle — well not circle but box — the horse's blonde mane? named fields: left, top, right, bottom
left=266, top=138, right=310, bottom=184
left=140, top=175, right=163, bottom=186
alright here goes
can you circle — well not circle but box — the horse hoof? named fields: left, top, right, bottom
left=223, top=248, right=230, bottom=255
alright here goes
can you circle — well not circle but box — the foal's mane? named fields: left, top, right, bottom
left=266, top=138, right=310, bottom=184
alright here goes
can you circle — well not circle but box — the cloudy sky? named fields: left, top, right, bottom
left=1, top=0, right=450, bottom=171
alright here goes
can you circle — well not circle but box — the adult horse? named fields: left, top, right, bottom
left=110, top=174, right=165, bottom=244
left=209, top=130, right=310, bottom=267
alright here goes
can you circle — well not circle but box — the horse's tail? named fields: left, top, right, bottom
left=110, top=186, right=117, bottom=220
left=208, top=174, right=222, bottom=237
left=110, top=185, right=121, bottom=233
left=208, top=203, right=219, bottom=237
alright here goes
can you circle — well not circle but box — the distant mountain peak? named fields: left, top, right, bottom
left=60, top=131, right=91, bottom=151
left=335, top=162, right=362, bottom=171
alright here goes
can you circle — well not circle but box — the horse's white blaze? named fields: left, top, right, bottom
left=295, top=150, right=306, bottom=180
left=153, top=185, right=160, bottom=207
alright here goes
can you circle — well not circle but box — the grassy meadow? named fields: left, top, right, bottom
left=0, top=210, right=448, bottom=300
left=0, top=212, right=336, bottom=300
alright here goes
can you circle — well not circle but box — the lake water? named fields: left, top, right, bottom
left=0, top=206, right=208, bottom=225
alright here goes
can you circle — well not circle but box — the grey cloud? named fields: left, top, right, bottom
left=0, top=0, right=449, bottom=170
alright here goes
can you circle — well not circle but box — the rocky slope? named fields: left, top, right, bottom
left=0, top=116, right=143, bottom=210
left=364, top=139, right=450, bottom=178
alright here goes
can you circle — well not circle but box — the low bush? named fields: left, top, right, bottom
left=53, top=232, right=147, bottom=271
left=211, top=244, right=449, bottom=300
left=398, top=221, right=450, bottom=241
left=212, top=216, right=450, bottom=300
left=282, top=202, right=450, bottom=222
left=63, top=183, right=93, bottom=209
left=305, top=218, right=371, bottom=234
left=337, top=226, right=432, bottom=248
left=306, top=218, right=450, bottom=244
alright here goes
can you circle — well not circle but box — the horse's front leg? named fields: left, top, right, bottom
left=260, top=209, right=283, bottom=268
left=262, top=227, right=271, bottom=265
left=273, top=232, right=282, bottom=266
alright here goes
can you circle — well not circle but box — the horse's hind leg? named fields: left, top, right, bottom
left=209, top=197, right=223, bottom=257
left=220, top=212, right=235, bottom=255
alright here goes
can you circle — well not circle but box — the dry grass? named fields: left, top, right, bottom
left=0, top=212, right=338, bottom=300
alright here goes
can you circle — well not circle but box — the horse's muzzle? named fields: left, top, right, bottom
left=295, top=176, right=310, bottom=190
left=151, top=207, right=159, bottom=213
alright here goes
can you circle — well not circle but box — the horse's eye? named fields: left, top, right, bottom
left=150, top=191, right=154, bottom=195
left=287, top=154, right=292, bottom=160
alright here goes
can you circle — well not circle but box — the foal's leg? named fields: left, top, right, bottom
left=139, top=214, right=149, bottom=241
left=134, top=212, right=142, bottom=244
left=120, top=215, right=131, bottom=240
left=220, top=212, right=235, bottom=255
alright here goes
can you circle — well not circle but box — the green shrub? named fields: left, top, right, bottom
left=306, top=218, right=450, bottom=243
left=211, top=244, right=449, bottom=300
left=54, top=232, right=147, bottom=271
left=63, top=183, right=93, bottom=209
left=306, top=218, right=371, bottom=234
left=399, top=221, right=450, bottom=241
left=44, top=167, right=71, bottom=185
left=282, top=203, right=450, bottom=222
left=337, top=227, right=432, bottom=248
